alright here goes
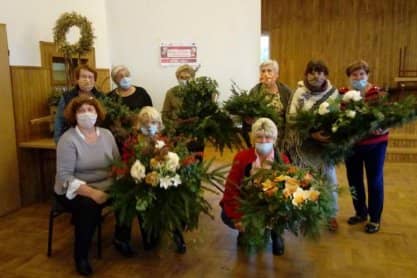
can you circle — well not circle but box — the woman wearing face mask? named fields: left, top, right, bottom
left=285, top=60, right=339, bottom=232
left=54, top=65, right=103, bottom=143
left=161, top=64, right=195, bottom=130
left=114, top=106, right=187, bottom=255
left=340, top=60, right=388, bottom=234
left=242, top=60, right=292, bottom=148
left=220, top=118, right=290, bottom=256
left=54, top=96, right=119, bottom=276
left=107, top=65, right=153, bottom=111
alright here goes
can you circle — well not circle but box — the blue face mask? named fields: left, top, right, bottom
left=351, top=79, right=367, bottom=91
left=140, top=124, right=158, bottom=136
left=255, top=142, right=274, bottom=156
left=119, top=77, right=131, bottom=89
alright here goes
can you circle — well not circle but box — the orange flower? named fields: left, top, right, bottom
left=283, top=177, right=299, bottom=198
left=300, top=173, right=314, bottom=188
left=307, top=189, right=320, bottom=202
left=264, top=186, right=278, bottom=197
left=287, top=166, right=298, bottom=175
left=273, top=175, right=289, bottom=182
left=145, top=171, right=159, bottom=186
left=150, top=158, right=162, bottom=170
left=261, top=179, right=276, bottom=192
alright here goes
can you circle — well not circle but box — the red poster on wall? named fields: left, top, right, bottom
left=160, top=42, right=197, bottom=66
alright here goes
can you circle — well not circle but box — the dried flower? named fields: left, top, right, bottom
left=145, top=171, right=159, bottom=186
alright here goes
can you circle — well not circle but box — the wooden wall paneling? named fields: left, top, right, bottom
left=10, top=66, right=54, bottom=205
left=11, top=66, right=52, bottom=142
left=0, top=24, right=21, bottom=215
left=262, top=0, right=417, bottom=90
left=96, top=68, right=111, bottom=93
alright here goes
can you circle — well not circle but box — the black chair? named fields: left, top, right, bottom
left=47, top=197, right=110, bottom=259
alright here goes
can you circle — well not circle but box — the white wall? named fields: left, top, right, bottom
left=0, top=0, right=110, bottom=68
left=0, top=0, right=260, bottom=109
left=105, top=0, right=261, bottom=109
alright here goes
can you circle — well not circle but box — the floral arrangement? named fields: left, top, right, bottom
left=110, top=134, right=228, bottom=240
left=171, top=76, right=243, bottom=152
left=292, top=89, right=417, bottom=164
left=239, top=163, right=335, bottom=250
left=99, top=95, right=138, bottom=145
left=223, top=81, right=283, bottom=127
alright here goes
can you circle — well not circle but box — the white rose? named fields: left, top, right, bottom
left=342, top=90, right=362, bottom=102
left=346, top=110, right=356, bottom=119
left=164, top=152, right=180, bottom=172
left=130, top=160, right=146, bottom=181
left=155, top=140, right=165, bottom=149
left=318, top=102, right=330, bottom=115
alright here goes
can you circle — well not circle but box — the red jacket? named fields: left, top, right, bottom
left=220, top=148, right=290, bottom=221
left=339, top=86, right=388, bottom=145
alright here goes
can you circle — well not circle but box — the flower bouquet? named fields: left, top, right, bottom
left=291, top=89, right=417, bottom=164
left=100, top=95, right=138, bottom=145
left=239, top=163, right=335, bottom=251
left=171, top=76, right=243, bottom=153
left=110, top=134, right=228, bottom=240
left=223, top=81, right=283, bottom=127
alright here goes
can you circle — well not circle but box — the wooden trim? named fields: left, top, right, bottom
left=10, top=65, right=44, bottom=70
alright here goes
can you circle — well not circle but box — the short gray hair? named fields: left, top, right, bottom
left=111, top=65, right=130, bottom=83
left=251, top=117, right=278, bottom=143
left=260, top=59, right=279, bottom=73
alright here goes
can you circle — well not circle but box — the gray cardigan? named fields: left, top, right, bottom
left=54, top=127, right=120, bottom=195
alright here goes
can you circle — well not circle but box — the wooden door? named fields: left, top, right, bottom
left=0, top=23, right=21, bottom=215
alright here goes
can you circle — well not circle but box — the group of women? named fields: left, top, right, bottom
left=52, top=60, right=387, bottom=275
left=221, top=59, right=387, bottom=257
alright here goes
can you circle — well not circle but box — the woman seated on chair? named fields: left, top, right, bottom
left=54, top=95, right=119, bottom=276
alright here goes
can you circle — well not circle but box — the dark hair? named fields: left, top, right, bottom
left=74, top=64, right=98, bottom=81
left=304, top=60, right=329, bottom=76
left=64, top=95, right=106, bottom=127
left=345, top=60, right=370, bottom=76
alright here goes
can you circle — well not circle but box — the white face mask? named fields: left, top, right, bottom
left=178, top=79, right=188, bottom=86
left=76, top=112, right=97, bottom=129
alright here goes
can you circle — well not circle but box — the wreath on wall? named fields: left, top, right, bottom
left=53, top=11, right=95, bottom=57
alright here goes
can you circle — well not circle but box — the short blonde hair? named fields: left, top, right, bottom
left=136, top=106, right=163, bottom=129
left=175, top=64, right=195, bottom=79
left=260, top=60, right=279, bottom=73
left=111, top=65, right=130, bottom=83
left=251, top=118, right=278, bottom=144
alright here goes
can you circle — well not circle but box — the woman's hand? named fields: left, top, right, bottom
left=311, top=130, right=331, bottom=143
left=234, top=221, right=245, bottom=232
left=90, top=189, right=109, bottom=205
